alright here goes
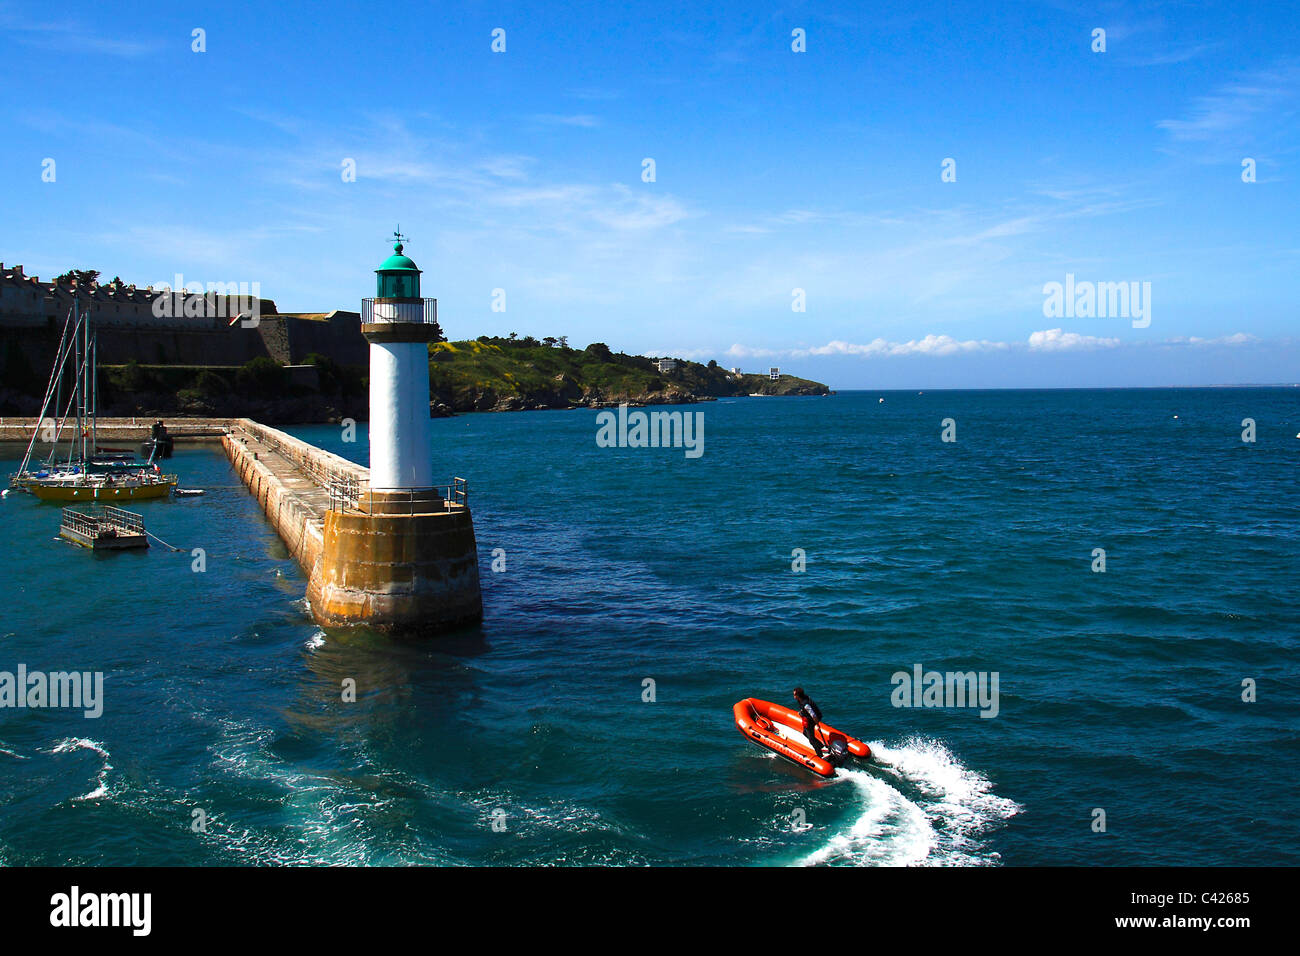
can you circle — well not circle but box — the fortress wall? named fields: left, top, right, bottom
left=282, top=312, right=368, bottom=366
left=0, top=315, right=368, bottom=375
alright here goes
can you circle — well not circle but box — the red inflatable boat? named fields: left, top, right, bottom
left=733, top=698, right=871, bottom=777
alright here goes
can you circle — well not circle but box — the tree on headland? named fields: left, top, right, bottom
left=55, top=269, right=100, bottom=287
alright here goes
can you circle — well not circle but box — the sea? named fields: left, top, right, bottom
left=1, top=388, right=1297, bottom=866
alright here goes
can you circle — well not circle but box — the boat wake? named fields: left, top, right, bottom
left=797, top=736, right=1020, bottom=866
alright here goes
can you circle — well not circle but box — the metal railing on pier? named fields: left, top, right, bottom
left=326, top=476, right=468, bottom=515
left=237, top=423, right=361, bottom=493
left=234, top=422, right=467, bottom=515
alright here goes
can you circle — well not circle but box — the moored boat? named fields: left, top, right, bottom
left=28, top=470, right=177, bottom=502
left=8, top=302, right=182, bottom=501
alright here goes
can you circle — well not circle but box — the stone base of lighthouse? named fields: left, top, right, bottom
left=306, top=491, right=483, bottom=635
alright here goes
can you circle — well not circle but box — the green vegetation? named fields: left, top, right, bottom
left=235, top=356, right=287, bottom=398
left=9, top=333, right=823, bottom=420
left=53, top=269, right=101, bottom=286
left=427, top=336, right=828, bottom=412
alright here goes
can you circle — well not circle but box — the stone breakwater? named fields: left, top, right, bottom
left=0, top=416, right=236, bottom=444
left=222, top=419, right=482, bottom=635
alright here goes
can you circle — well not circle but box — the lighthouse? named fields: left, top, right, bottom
left=303, top=231, right=483, bottom=635
left=363, top=233, right=439, bottom=489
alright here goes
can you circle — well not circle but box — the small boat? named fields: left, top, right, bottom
left=174, top=488, right=205, bottom=497
left=733, top=698, right=871, bottom=777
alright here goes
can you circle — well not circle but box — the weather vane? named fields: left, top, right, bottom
left=391, top=225, right=409, bottom=248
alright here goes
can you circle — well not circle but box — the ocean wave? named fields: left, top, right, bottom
left=49, top=737, right=113, bottom=802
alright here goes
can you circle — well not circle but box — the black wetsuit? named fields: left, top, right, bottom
left=798, top=697, right=824, bottom=755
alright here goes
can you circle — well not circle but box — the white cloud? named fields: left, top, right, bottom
left=1026, top=328, right=1121, bottom=352
left=705, top=330, right=1259, bottom=363
left=1164, top=332, right=1258, bottom=347
left=793, top=335, right=1008, bottom=358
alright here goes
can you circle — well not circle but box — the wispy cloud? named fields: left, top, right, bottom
left=1130, top=43, right=1214, bottom=67
left=567, top=88, right=621, bottom=102
left=531, top=113, right=601, bottom=128
left=0, top=15, right=160, bottom=57
left=1157, top=63, right=1300, bottom=143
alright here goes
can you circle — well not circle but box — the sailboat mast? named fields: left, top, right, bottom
left=90, top=327, right=98, bottom=456
left=72, top=301, right=82, bottom=467
left=83, top=305, right=91, bottom=463
left=51, top=316, right=66, bottom=466
left=15, top=308, right=74, bottom=478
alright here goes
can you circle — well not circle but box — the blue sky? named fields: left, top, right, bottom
left=2, top=0, right=1297, bottom=387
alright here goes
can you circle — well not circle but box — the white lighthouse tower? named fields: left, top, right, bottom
left=362, top=232, right=440, bottom=490
left=303, top=230, right=480, bottom=635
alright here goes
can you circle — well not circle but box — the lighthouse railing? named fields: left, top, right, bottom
left=362, top=297, right=438, bottom=326
left=327, top=476, right=469, bottom=515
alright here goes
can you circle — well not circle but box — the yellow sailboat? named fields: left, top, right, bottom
left=10, top=302, right=180, bottom=502
left=28, top=470, right=178, bottom=502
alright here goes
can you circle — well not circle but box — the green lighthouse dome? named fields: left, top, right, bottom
left=376, top=236, right=422, bottom=300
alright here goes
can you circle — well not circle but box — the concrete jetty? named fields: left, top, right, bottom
left=0, top=416, right=234, bottom=445
left=223, top=419, right=483, bottom=635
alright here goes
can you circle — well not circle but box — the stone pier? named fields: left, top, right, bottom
left=222, top=419, right=483, bottom=635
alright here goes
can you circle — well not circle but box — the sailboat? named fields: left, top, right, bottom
left=9, top=303, right=178, bottom=502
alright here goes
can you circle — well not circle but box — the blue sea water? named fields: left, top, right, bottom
left=1, top=388, right=1297, bottom=866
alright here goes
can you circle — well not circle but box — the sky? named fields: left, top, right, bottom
left=1, top=0, right=1297, bottom=388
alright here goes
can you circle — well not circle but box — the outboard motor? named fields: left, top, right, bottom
left=825, top=737, right=850, bottom=767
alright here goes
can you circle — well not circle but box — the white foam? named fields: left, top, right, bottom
left=50, top=737, right=113, bottom=801
left=798, top=736, right=1021, bottom=867
left=798, top=769, right=934, bottom=866
left=304, top=630, right=326, bottom=651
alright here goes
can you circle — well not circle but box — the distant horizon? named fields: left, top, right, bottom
left=826, top=383, right=1300, bottom=392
